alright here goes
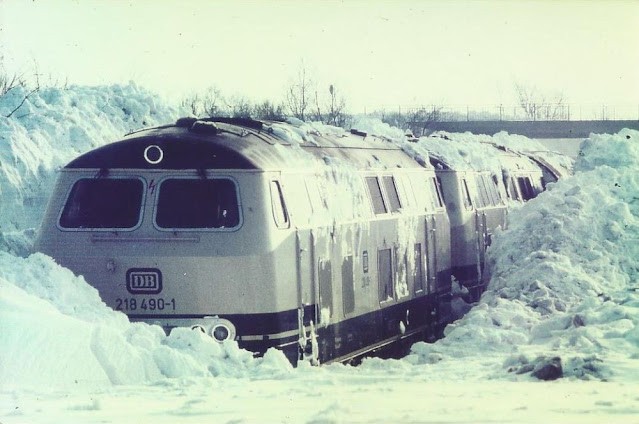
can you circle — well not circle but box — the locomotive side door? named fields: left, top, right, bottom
left=424, top=214, right=438, bottom=294
left=316, top=255, right=334, bottom=362
left=295, top=230, right=315, bottom=314
left=317, top=257, right=333, bottom=326
left=295, top=229, right=319, bottom=362
left=474, top=209, right=487, bottom=284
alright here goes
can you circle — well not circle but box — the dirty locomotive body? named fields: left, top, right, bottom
left=35, top=117, right=554, bottom=365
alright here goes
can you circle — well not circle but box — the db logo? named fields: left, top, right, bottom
left=126, top=268, right=162, bottom=294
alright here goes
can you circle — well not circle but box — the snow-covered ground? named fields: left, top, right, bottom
left=1, top=86, right=638, bottom=423
left=536, top=138, right=582, bottom=158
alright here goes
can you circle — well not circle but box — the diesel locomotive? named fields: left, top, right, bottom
left=35, top=117, right=563, bottom=365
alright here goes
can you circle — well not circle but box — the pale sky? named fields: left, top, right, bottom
left=1, top=0, right=638, bottom=113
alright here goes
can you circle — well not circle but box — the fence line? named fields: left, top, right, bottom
left=361, top=103, right=639, bottom=122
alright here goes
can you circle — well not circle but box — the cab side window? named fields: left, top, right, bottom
left=270, top=180, right=289, bottom=228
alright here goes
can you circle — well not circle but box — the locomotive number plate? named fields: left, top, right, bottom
left=126, top=268, right=162, bottom=294
left=115, top=297, right=176, bottom=312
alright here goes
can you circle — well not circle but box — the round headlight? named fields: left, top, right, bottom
left=212, top=325, right=230, bottom=341
left=209, top=319, right=236, bottom=342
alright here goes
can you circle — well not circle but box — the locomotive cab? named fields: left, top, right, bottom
left=35, top=122, right=305, bottom=358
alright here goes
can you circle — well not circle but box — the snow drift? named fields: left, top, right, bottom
left=411, top=128, right=639, bottom=381
left=0, top=83, right=180, bottom=253
left=0, top=252, right=294, bottom=389
left=1, top=84, right=637, bottom=392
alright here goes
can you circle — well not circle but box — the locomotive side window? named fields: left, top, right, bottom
left=507, top=176, right=521, bottom=201
left=487, top=175, right=501, bottom=204
left=366, top=177, right=387, bottom=215
left=382, top=176, right=402, bottom=213
left=394, top=175, right=415, bottom=211
left=476, top=177, right=490, bottom=208
left=270, top=180, right=289, bottom=228
left=517, top=177, right=535, bottom=201
left=60, top=178, right=144, bottom=230
left=434, top=177, right=445, bottom=207
left=156, top=178, right=240, bottom=229
left=492, top=175, right=504, bottom=203
left=461, top=179, right=473, bottom=210
left=480, top=175, right=497, bottom=206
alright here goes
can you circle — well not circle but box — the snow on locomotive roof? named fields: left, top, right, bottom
left=64, top=117, right=427, bottom=171
left=415, top=131, right=549, bottom=175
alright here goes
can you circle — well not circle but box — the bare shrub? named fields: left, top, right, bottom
left=253, top=100, right=286, bottom=120
left=181, top=87, right=226, bottom=117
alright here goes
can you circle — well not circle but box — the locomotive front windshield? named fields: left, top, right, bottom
left=155, top=178, right=240, bottom=229
left=60, top=178, right=144, bottom=229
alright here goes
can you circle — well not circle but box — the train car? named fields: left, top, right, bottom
left=409, top=134, right=551, bottom=300
left=35, top=117, right=452, bottom=365
left=404, top=135, right=510, bottom=300
left=427, top=158, right=507, bottom=300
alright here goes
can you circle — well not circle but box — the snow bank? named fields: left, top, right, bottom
left=410, top=129, right=639, bottom=381
left=0, top=83, right=181, bottom=240
left=0, top=251, right=292, bottom=389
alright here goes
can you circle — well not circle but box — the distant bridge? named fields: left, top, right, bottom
left=419, top=120, right=639, bottom=138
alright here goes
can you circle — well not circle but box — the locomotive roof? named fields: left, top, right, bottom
left=64, top=117, right=425, bottom=171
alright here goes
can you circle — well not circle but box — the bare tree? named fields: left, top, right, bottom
left=375, top=105, right=442, bottom=136
left=286, top=64, right=314, bottom=121
left=311, top=89, right=323, bottom=122
left=226, top=95, right=253, bottom=118
left=1, top=56, right=40, bottom=118
left=515, top=83, right=567, bottom=121
left=0, top=51, right=25, bottom=96
left=0, top=72, right=26, bottom=96
left=302, top=82, right=349, bottom=125
left=406, top=106, right=443, bottom=136
left=325, top=84, right=348, bottom=127
left=376, top=108, right=403, bottom=129
left=181, top=86, right=226, bottom=117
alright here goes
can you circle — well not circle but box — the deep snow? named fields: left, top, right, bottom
left=1, top=85, right=638, bottom=423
